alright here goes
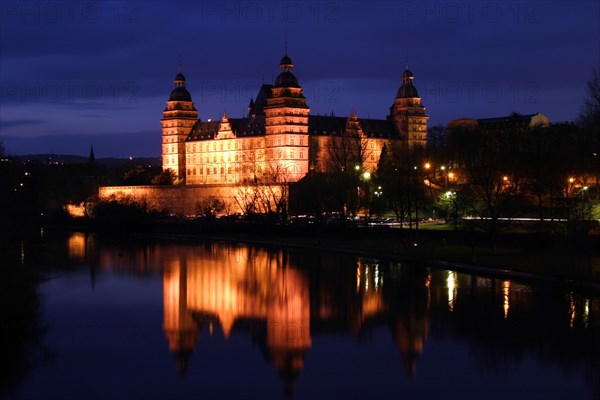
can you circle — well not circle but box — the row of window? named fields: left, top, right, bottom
left=266, top=136, right=306, bottom=146
left=187, top=165, right=262, bottom=176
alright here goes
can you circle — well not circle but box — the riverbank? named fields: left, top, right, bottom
left=143, top=220, right=600, bottom=290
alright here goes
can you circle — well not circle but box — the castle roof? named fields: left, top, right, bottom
left=186, top=116, right=266, bottom=141
left=357, top=118, right=398, bottom=137
left=308, top=115, right=398, bottom=138
left=185, top=114, right=400, bottom=142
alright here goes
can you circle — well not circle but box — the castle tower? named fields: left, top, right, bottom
left=390, top=65, right=429, bottom=148
left=160, top=72, right=199, bottom=181
left=263, top=52, right=310, bottom=182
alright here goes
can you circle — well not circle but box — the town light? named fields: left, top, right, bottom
left=355, top=165, right=360, bottom=171
left=424, top=162, right=431, bottom=170
left=448, top=172, right=455, bottom=179
left=362, top=171, right=371, bottom=180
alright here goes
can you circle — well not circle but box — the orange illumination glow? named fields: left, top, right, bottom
left=503, top=280, right=510, bottom=318
left=447, top=271, right=457, bottom=312
left=68, top=232, right=86, bottom=260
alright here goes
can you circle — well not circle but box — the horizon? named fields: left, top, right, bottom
left=1, top=1, right=599, bottom=157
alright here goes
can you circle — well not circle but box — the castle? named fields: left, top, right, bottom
left=161, top=52, right=429, bottom=185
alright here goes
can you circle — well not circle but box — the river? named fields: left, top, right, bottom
left=2, top=232, right=599, bottom=399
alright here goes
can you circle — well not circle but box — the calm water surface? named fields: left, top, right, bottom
left=2, top=233, right=599, bottom=399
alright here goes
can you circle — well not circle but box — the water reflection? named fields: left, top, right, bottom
left=80, top=234, right=600, bottom=397
left=7, top=233, right=600, bottom=399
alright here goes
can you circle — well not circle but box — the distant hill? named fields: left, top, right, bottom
left=14, top=154, right=161, bottom=166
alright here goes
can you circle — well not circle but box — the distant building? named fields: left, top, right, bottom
left=161, top=52, right=429, bottom=184
left=448, top=112, right=550, bottom=133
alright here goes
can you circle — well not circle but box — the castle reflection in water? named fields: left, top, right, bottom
left=66, top=233, right=600, bottom=396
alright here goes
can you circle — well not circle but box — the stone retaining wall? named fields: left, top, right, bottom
left=98, top=184, right=285, bottom=216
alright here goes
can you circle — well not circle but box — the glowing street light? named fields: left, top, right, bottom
left=362, top=171, right=371, bottom=180
left=424, top=162, right=431, bottom=170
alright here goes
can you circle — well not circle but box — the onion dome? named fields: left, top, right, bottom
left=274, top=71, right=300, bottom=88
left=274, top=51, right=299, bottom=87
left=169, top=72, right=192, bottom=101
left=169, top=87, right=192, bottom=101
left=280, top=54, right=293, bottom=70
left=396, top=84, right=419, bottom=98
left=396, top=65, right=419, bottom=98
left=174, top=72, right=186, bottom=83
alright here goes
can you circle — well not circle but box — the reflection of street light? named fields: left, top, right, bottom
left=503, top=176, right=508, bottom=182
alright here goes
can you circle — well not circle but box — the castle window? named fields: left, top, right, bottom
left=300, top=151, right=304, bottom=158
left=221, top=167, right=224, bottom=174
left=290, top=150, right=295, bottom=159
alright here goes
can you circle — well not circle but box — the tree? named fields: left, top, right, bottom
left=578, top=68, right=600, bottom=201
left=375, top=142, right=428, bottom=229
left=151, top=169, right=176, bottom=185
left=578, top=67, right=600, bottom=134
left=196, top=196, right=226, bottom=218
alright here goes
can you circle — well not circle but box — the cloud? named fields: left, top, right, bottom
left=0, top=118, right=45, bottom=128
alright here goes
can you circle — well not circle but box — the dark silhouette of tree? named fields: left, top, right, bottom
left=578, top=68, right=600, bottom=201
left=151, top=169, right=176, bottom=185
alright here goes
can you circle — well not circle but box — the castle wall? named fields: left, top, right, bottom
left=98, top=184, right=285, bottom=216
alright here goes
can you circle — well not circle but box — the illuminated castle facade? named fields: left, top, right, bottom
left=161, top=53, right=429, bottom=185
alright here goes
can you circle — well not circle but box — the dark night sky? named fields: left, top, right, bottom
left=1, top=1, right=599, bottom=157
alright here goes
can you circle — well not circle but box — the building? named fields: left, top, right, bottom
left=161, top=52, right=429, bottom=185
left=448, top=112, right=550, bottom=133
